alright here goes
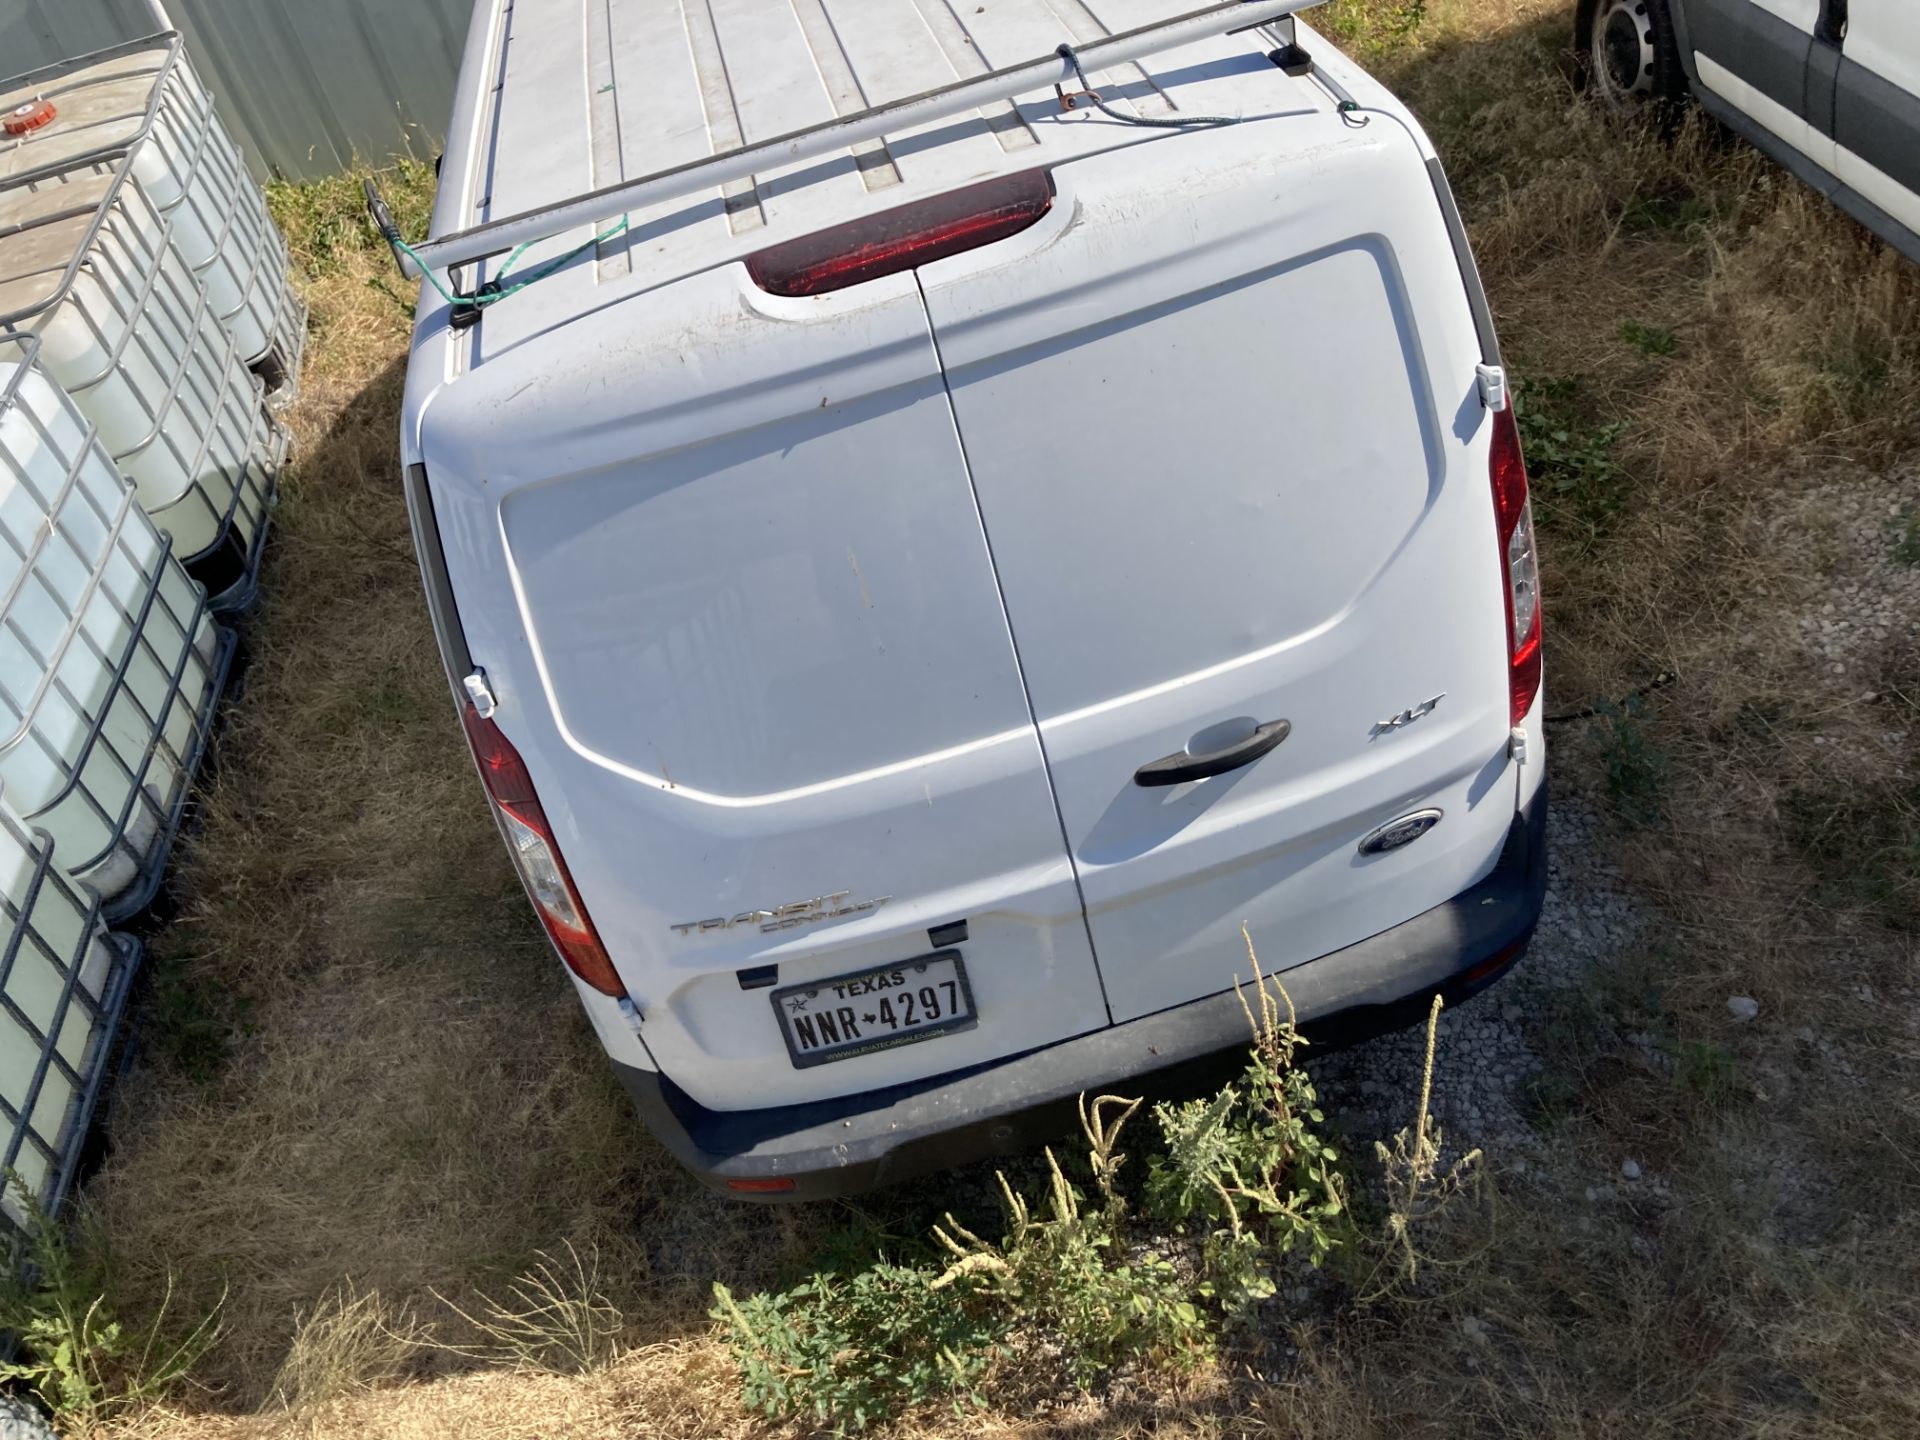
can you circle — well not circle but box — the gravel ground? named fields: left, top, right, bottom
left=1306, top=797, right=1647, bottom=1174
left=1303, top=463, right=1919, bottom=1184
left=1787, top=466, right=1920, bottom=679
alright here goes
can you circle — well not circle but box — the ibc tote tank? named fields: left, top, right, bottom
left=0, top=342, right=231, bottom=914
left=0, top=36, right=305, bottom=394
left=0, top=789, right=139, bottom=1241
left=0, top=161, right=282, bottom=610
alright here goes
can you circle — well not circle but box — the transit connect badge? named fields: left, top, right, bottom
left=671, top=891, right=891, bottom=937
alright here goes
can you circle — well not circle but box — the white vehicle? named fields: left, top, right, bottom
left=388, top=0, right=1548, bottom=1197
left=1577, top=1, right=1920, bottom=262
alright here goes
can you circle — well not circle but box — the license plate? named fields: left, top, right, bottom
left=771, top=950, right=975, bottom=1069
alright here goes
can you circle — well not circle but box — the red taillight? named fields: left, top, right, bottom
left=726, top=1176, right=798, bottom=1194
left=460, top=704, right=626, bottom=998
left=1462, top=938, right=1527, bottom=984
left=746, top=169, right=1053, bottom=298
left=1490, top=407, right=1543, bottom=726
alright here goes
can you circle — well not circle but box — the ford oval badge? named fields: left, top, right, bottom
left=1358, top=808, right=1443, bottom=856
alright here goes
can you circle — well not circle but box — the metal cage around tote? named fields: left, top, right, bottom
left=0, top=33, right=306, bottom=396
left=0, top=342, right=236, bottom=918
left=0, top=162, right=281, bottom=604
left=0, top=799, right=141, bottom=1245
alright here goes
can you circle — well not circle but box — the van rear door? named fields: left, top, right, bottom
left=919, top=118, right=1521, bottom=1023
left=418, top=266, right=1111, bottom=1111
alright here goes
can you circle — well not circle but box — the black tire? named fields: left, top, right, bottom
left=0, top=1394, right=56, bottom=1440
left=1574, top=0, right=1688, bottom=114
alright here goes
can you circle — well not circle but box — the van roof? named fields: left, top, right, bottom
left=441, top=0, right=1339, bottom=362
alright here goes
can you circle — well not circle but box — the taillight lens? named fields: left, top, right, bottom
left=746, top=169, right=1053, bottom=297
left=1490, top=408, right=1543, bottom=726
left=725, top=1176, right=798, bottom=1194
left=459, top=704, right=626, bottom=997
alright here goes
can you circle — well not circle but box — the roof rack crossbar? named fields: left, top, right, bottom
left=380, top=0, right=1322, bottom=281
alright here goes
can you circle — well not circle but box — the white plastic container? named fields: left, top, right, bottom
left=0, top=37, right=305, bottom=386
left=0, top=347, right=227, bottom=910
left=0, top=162, right=279, bottom=594
left=0, top=791, right=136, bottom=1238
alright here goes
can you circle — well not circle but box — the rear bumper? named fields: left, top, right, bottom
left=614, top=781, right=1549, bottom=1200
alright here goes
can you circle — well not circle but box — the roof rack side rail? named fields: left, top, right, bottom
left=377, top=0, right=1325, bottom=282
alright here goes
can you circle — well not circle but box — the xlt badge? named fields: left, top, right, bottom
left=1371, top=692, right=1445, bottom=737
left=672, top=891, right=891, bottom=937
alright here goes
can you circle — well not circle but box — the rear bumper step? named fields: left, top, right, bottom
left=614, top=780, right=1549, bottom=1200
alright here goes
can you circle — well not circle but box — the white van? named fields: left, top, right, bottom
left=388, top=0, right=1548, bottom=1197
left=1577, top=0, right=1920, bottom=262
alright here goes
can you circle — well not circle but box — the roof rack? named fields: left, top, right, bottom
left=369, top=0, right=1323, bottom=284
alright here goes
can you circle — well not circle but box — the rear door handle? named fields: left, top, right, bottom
left=1133, top=719, right=1291, bottom=788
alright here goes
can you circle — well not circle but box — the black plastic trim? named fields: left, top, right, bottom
left=1807, top=29, right=1842, bottom=138
left=1424, top=157, right=1502, bottom=369
left=402, top=463, right=474, bottom=696
left=1670, top=0, right=1702, bottom=86
left=613, top=779, right=1550, bottom=1199
left=1693, top=88, right=1920, bottom=264
left=1686, top=0, right=1819, bottom=129
left=1835, top=54, right=1920, bottom=200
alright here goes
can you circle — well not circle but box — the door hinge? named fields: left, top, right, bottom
left=463, top=668, right=497, bottom=718
left=1477, top=363, right=1509, bottom=412
left=1509, top=726, right=1528, bottom=764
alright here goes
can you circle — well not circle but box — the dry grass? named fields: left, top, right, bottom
left=75, top=161, right=828, bottom=1417
left=266, top=1286, right=428, bottom=1412
left=62, top=1, right=1920, bottom=1435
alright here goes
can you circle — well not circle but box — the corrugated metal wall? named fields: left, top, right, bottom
left=1, top=0, right=470, bottom=179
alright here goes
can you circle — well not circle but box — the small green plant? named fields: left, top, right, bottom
left=1890, top=509, right=1920, bottom=567
left=1620, top=320, right=1678, bottom=357
left=147, top=941, right=249, bottom=1086
left=1514, top=375, right=1633, bottom=534
left=1823, top=323, right=1893, bottom=423
left=1675, top=1038, right=1741, bottom=1105
left=1317, top=0, right=1431, bottom=52
left=1367, top=996, right=1485, bottom=1295
left=1620, top=183, right=1716, bottom=235
left=1784, top=778, right=1920, bottom=931
left=712, top=935, right=1485, bottom=1430
left=1144, top=932, right=1349, bottom=1316
left=1597, top=697, right=1670, bottom=827
left=932, top=1147, right=1209, bottom=1387
left=265, top=158, right=436, bottom=278
left=713, top=1265, right=1004, bottom=1433
left=0, top=1179, right=223, bottom=1424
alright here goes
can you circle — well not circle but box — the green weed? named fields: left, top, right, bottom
left=1620, top=320, right=1678, bottom=357
left=1597, top=697, right=1671, bottom=827
left=1890, top=509, right=1920, bottom=567
left=1674, top=1039, right=1740, bottom=1105
left=713, top=1265, right=1002, bottom=1434
left=144, top=940, right=249, bottom=1086
left=1144, top=941, right=1349, bottom=1315
left=264, top=158, right=436, bottom=278
left=1515, top=374, right=1634, bottom=535
left=1317, top=0, right=1433, bottom=53
left=0, top=1180, right=223, bottom=1425
left=931, top=1142, right=1211, bottom=1388
left=1784, top=779, right=1920, bottom=930
left=711, top=938, right=1485, bottom=1431
left=1620, top=186, right=1717, bottom=236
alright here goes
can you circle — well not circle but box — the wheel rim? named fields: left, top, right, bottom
left=1591, top=0, right=1656, bottom=108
